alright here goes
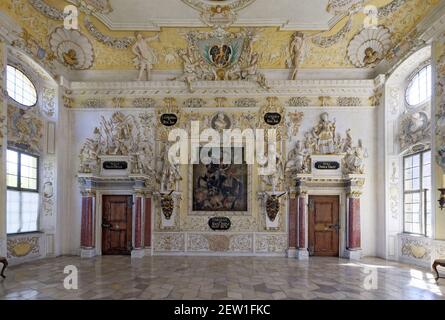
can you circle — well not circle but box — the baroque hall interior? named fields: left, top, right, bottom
left=0, top=0, right=445, bottom=301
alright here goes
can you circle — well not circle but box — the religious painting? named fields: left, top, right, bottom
left=192, top=147, right=248, bottom=212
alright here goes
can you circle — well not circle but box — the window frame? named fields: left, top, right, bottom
left=405, top=63, right=432, bottom=108
left=6, top=64, right=38, bottom=108
left=6, top=148, right=40, bottom=235
left=402, top=149, right=431, bottom=237
left=6, top=148, right=40, bottom=193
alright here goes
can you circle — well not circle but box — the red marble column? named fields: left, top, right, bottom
left=144, top=197, right=152, bottom=248
left=80, top=193, right=95, bottom=248
left=297, top=195, right=307, bottom=249
left=134, top=196, right=143, bottom=249
left=348, top=197, right=361, bottom=250
left=288, top=198, right=298, bottom=249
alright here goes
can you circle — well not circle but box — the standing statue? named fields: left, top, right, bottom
left=132, top=33, right=160, bottom=81
left=287, top=32, right=305, bottom=80
left=312, top=112, right=337, bottom=154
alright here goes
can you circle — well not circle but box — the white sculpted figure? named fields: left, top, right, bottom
left=132, top=33, right=160, bottom=81
left=260, top=144, right=284, bottom=192
left=313, top=112, right=337, bottom=154
left=286, top=141, right=309, bottom=176
left=343, top=139, right=368, bottom=174
left=287, top=32, right=305, bottom=80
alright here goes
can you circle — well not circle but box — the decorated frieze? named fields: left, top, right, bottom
left=255, top=233, right=288, bottom=253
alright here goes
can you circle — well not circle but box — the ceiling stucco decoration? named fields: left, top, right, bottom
left=28, top=0, right=64, bottom=20
left=175, top=28, right=268, bottom=91
left=69, top=0, right=113, bottom=15
left=49, top=27, right=94, bottom=70
left=347, top=26, right=392, bottom=68
left=326, top=0, right=364, bottom=15
left=377, top=0, right=407, bottom=17
left=181, top=0, right=256, bottom=27
left=311, top=16, right=353, bottom=48
left=83, top=17, right=134, bottom=49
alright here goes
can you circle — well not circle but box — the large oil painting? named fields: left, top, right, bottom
left=192, top=147, right=248, bottom=212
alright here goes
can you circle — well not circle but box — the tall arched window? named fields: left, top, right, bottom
left=6, top=65, right=38, bottom=107
left=405, top=64, right=432, bottom=107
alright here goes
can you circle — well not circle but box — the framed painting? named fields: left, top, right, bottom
left=190, top=147, right=249, bottom=214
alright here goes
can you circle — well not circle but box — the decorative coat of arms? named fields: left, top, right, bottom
left=161, top=191, right=175, bottom=220
left=266, top=193, right=285, bottom=222
left=176, top=28, right=269, bottom=91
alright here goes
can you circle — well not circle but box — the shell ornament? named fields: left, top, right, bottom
left=49, top=27, right=94, bottom=70
left=347, top=26, right=392, bottom=68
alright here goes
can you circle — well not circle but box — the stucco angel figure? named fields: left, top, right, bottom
left=313, top=112, right=336, bottom=154
left=287, top=32, right=305, bottom=80
left=132, top=33, right=160, bottom=81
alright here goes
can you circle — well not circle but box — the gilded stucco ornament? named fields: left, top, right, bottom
left=49, top=27, right=94, bottom=70
left=83, top=18, right=134, bottom=49
left=28, top=0, right=64, bottom=20
left=347, top=26, right=392, bottom=68
left=182, top=0, right=255, bottom=28
left=326, top=0, right=364, bottom=15
left=175, top=28, right=269, bottom=91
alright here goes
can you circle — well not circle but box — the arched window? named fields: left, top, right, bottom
left=6, top=65, right=38, bottom=107
left=405, top=64, right=432, bottom=107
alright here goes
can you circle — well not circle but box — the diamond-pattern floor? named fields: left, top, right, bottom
left=0, top=256, right=444, bottom=300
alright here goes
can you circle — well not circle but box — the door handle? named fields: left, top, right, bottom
left=328, top=224, right=340, bottom=231
left=102, top=223, right=111, bottom=228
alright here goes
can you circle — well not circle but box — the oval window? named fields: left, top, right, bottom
left=405, top=65, right=432, bottom=107
left=6, top=65, right=37, bottom=107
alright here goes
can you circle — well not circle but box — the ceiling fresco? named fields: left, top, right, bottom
left=0, top=0, right=440, bottom=73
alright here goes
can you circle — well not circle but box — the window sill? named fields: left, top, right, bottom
left=7, top=231, right=44, bottom=237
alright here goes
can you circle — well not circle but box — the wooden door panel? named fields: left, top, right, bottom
left=102, top=195, right=132, bottom=255
left=309, top=196, right=339, bottom=257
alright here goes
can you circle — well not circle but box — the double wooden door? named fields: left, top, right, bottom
left=102, top=195, right=133, bottom=255
left=308, top=195, right=340, bottom=257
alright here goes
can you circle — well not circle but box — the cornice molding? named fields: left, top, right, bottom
left=94, top=14, right=335, bottom=31
left=67, top=79, right=376, bottom=98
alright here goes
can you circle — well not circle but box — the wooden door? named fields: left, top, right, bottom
left=308, top=195, right=339, bottom=257
left=102, top=195, right=133, bottom=255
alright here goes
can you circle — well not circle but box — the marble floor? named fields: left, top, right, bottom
left=0, top=255, right=444, bottom=300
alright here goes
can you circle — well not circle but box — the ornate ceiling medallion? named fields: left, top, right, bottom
left=347, top=26, right=392, bottom=68
left=181, top=0, right=256, bottom=27
left=49, top=27, right=94, bottom=70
